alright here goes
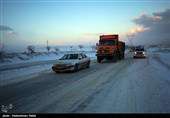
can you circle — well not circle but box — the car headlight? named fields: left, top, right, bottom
left=134, top=52, right=137, bottom=54
left=142, top=52, right=145, bottom=55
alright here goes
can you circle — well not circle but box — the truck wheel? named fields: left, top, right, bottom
left=107, top=56, right=113, bottom=60
left=97, top=57, right=102, bottom=63
left=113, top=54, right=118, bottom=62
left=122, top=53, right=125, bottom=59
left=118, top=52, right=121, bottom=60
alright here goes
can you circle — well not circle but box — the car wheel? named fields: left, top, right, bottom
left=86, top=61, right=90, bottom=68
left=52, top=66, right=55, bottom=71
left=74, top=64, right=79, bottom=72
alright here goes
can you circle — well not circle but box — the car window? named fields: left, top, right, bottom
left=60, top=54, right=78, bottom=60
left=81, top=54, right=87, bottom=58
left=78, top=54, right=83, bottom=59
left=70, top=54, right=78, bottom=59
left=81, top=54, right=84, bottom=58
left=84, top=54, right=87, bottom=58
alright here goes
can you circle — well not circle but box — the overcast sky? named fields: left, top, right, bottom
left=0, top=0, right=170, bottom=51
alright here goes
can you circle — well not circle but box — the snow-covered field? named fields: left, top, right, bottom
left=0, top=45, right=96, bottom=86
left=1, top=46, right=170, bottom=87
left=1, top=46, right=170, bottom=113
left=0, top=45, right=96, bottom=66
left=148, top=47, right=170, bottom=66
left=0, top=64, right=53, bottom=86
left=159, top=53, right=170, bottom=66
left=0, top=51, right=96, bottom=67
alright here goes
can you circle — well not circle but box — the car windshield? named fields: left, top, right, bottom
left=99, top=40, right=116, bottom=45
left=135, top=47, right=144, bottom=51
left=60, top=54, right=78, bottom=60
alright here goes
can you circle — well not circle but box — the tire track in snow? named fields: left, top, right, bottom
left=70, top=58, right=134, bottom=112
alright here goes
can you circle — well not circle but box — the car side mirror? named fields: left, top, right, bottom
left=78, top=57, right=82, bottom=60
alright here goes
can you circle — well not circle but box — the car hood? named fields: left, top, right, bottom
left=54, top=59, right=79, bottom=65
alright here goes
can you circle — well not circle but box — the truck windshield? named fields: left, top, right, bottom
left=99, top=40, right=116, bottom=45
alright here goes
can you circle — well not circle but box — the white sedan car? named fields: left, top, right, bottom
left=52, top=53, right=90, bottom=73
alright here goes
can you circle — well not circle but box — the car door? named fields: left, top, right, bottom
left=85, top=54, right=90, bottom=65
left=81, top=54, right=89, bottom=68
left=78, top=54, right=84, bottom=68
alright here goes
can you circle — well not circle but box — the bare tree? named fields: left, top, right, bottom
left=55, top=47, right=60, bottom=52
left=27, top=45, right=35, bottom=54
left=78, top=45, right=83, bottom=50
left=70, top=46, right=73, bottom=51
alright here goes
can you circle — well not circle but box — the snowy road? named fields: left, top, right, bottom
left=1, top=52, right=170, bottom=113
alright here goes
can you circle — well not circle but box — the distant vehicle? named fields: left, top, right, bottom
left=96, top=34, right=125, bottom=63
left=52, top=53, right=90, bottom=73
left=133, top=46, right=146, bottom=58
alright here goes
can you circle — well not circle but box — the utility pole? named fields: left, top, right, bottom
left=46, top=40, right=50, bottom=53
left=47, top=40, right=48, bottom=48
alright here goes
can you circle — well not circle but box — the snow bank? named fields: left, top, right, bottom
left=157, top=53, right=170, bottom=66
left=0, top=48, right=97, bottom=86
left=0, top=64, right=52, bottom=86
left=0, top=52, right=63, bottom=67
left=148, top=47, right=170, bottom=66
left=0, top=45, right=97, bottom=67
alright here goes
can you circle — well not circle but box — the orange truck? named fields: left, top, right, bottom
left=96, top=34, right=125, bottom=63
